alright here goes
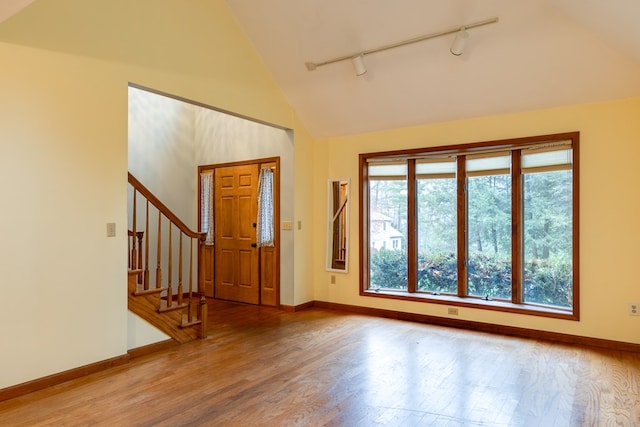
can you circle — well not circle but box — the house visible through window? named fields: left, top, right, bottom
left=360, top=132, right=579, bottom=319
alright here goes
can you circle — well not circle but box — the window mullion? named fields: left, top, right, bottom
left=511, top=150, right=523, bottom=303
left=407, top=159, right=417, bottom=293
left=457, top=156, right=468, bottom=297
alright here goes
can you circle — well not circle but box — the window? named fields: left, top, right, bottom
left=360, top=132, right=579, bottom=319
left=368, top=162, right=408, bottom=290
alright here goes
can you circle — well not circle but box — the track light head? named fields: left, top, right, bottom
left=450, top=28, right=469, bottom=56
left=352, top=54, right=367, bottom=76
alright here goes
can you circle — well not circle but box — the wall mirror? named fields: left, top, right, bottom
left=326, top=179, right=349, bottom=272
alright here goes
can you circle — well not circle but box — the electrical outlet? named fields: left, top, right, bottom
left=448, top=307, right=459, bottom=315
left=281, top=221, right=293, bottom=230
left=629, top=302, right=640, bottom=316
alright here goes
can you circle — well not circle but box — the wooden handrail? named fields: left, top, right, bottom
left=128, top=172, right=206, bottom=242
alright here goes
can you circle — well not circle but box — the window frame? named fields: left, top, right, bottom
left=359, top=132, right=580, bottom=320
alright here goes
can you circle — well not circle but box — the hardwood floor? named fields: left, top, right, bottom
left=1, top=300, right=639, bottom=426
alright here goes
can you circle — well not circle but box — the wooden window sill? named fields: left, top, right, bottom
left=362, top=289, right=577, bottom=321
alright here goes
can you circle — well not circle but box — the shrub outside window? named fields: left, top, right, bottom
left=360, top=132, right=579, bottom=320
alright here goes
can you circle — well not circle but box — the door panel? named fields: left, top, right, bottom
left=214, top=164, right=260, bottom=304
left=239, top=250, right=253, bottom=285
left=202, top=247, right=214, bottom=297
left=260, top=246, right=276, bottom=306
left=220, top=249, right=235, bottom=285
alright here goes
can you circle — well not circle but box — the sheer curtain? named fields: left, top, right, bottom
left=257, top=168, right=275, bottom=247
left=200, top=172, right=214, bottom=245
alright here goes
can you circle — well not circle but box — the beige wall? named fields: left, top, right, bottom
left=313, top=97, right=640, bottom=345
left=0, top=43, right=129, bottom=388
left=0, top=0, right=315, bottom=389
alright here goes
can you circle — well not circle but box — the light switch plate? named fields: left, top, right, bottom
left=106, top=222, right=116, bottom=237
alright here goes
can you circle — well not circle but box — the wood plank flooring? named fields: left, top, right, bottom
left=1, top=300, right=639, bottom=426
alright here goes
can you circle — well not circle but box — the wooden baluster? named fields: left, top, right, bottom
left=197, top=236, right=207, bottom=338
left=167, top=223, right=172, bottom=308
left=198, top=237, right=204, bottom=295
left=131, top=190, right=137, bottom=269
left=136, top=232, right=144, bottom=284
left=199, top=293, right=208, bottom=339
left=187, top=238, right=194, bottom=323
left=144, top=200, right=150, bottom=290
left=156, top=211, right=162, bottom=289
left=177, top=232, right=183, bottom=306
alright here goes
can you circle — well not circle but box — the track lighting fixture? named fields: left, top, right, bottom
left=305, top=17, right=498, bottom=75
left=450, top=28, right=469, bottom=56
left=352, top=54, right=367, bottom=76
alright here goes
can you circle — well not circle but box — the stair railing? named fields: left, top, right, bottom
left=128, top=172, right=208, bottom=337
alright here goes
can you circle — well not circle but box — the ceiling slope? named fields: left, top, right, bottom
left=0, top=0, right=35, bottom=23
left=225, top=0, right=640, bottom=138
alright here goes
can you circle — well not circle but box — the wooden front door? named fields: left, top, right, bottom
left=214, top=164, right=260, bottom=304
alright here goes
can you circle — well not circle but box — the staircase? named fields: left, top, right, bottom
left=128, top=173, right=208, bottom=343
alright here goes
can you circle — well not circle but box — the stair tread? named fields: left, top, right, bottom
left=158, top=301, right=189, bottom=313
left=181, top=318, right=202, bottom=328
left=133, top=287, right=167, bottom=296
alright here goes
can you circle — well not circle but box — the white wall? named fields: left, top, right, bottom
left=127, top=313, right=169, bottom=350
left=128, top=87, right=197, bottom=225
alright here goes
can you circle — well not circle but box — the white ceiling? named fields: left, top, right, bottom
left=225, top=0, right=640, bottom=138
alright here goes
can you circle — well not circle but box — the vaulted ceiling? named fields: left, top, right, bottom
left=2, top=1, right=640, bottom=139
left=225, top=0, right=640, bottom=138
